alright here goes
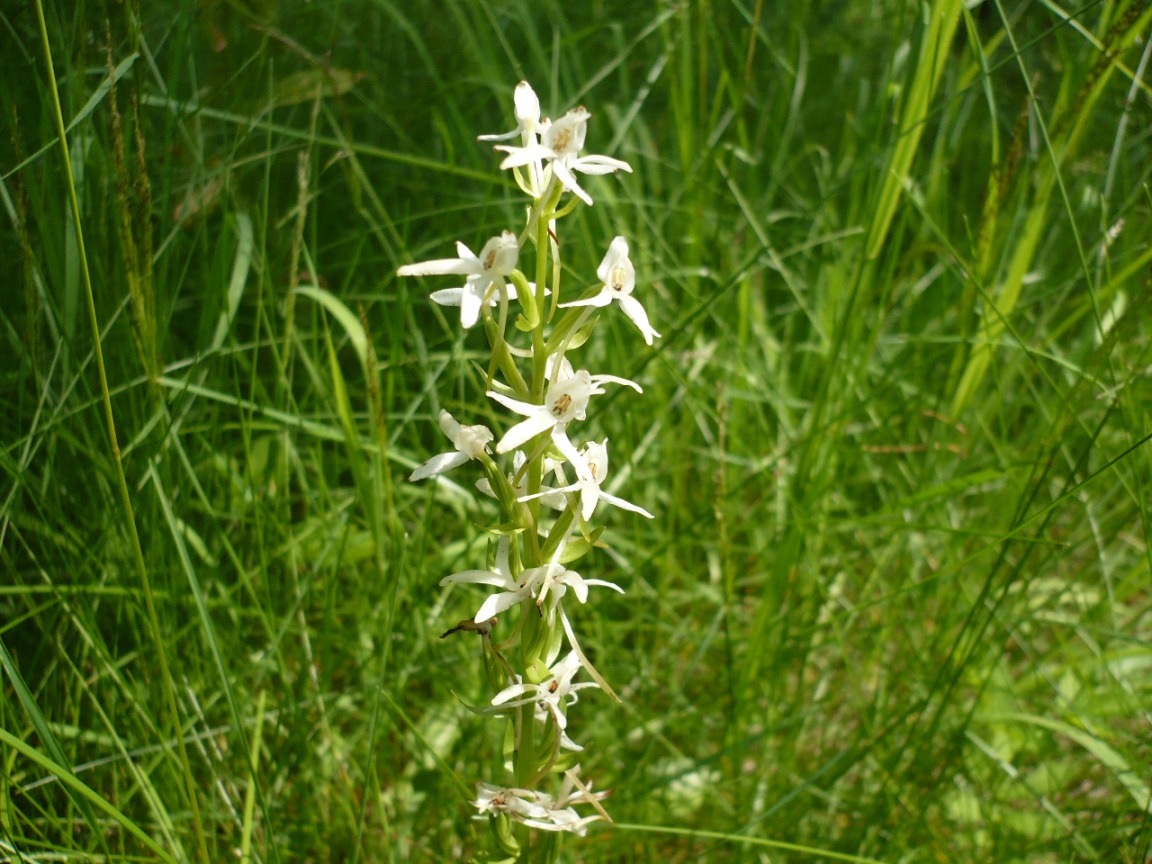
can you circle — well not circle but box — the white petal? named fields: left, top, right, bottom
left=494, top=536, right=512, bottom=575
left=618, top=295, right=660, bottom=345
left=563, top=573, right=589, bottom=604
left=487, top=389, right=544, bottom=418
left=538, top=490, right=569, bottom=510
left=598, top=490, right=655, bottom=519
left=409, top=450, right=469, bottom=481
left=496, top=412, right=558, bottom=453
left=557, top=289, right=612, bottom=309
left=455, top=423, right=493, bottom=458
left=582, top=440, right=610, bottom=481
left=546, top=371, right=593, bottom=421
left=440, top=569, right=515, bottom=589
left=572, top=154, right=633, bottom=175
left=596, top=236, right=634, bottom=292
left=429, top=287, right=465, bottom=307
left=518, top=485, right=571, bottom=510
left=475, top=589, right=527, bottom=622
left=397, top=257, right=479, bottom=277
left=478, top=232, right=520, bottom=275
left=518, top=482, right=574, bottom=501
left=551, top=429, right=586, bottom=474
left=460, top=287, right=483, bottom=328
left=477, top=128, right=520, bottom=142
left=491, top=682, right=535, bottom=705
left=546, top=355, right=575, bottom=382
left=496, top=144, right=554, bottom=170
left=590, top=373, right=642, bottom=392
left=551, top=161, right=593, bottom=206
left=552, top=651, right=583, bottom=682
left=584, top=577, right=625, bottom=593
left=543, top=108, right=589, bottom=155
left=579, top=483, right=599, bottom=521
left=513, top=81, right=540, bottom=126
left=558, top=730, right=584, bottom=752
left=438, top=409, right=461, bottom=440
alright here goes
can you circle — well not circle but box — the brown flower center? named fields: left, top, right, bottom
left=551, top=393, right=573, bottom=417
left=552, top=128, right=572, bottom=153
left=610, top=266, right=628, bottom=293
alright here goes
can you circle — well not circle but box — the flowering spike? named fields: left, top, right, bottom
left=402, top=78, right=654, bottom=846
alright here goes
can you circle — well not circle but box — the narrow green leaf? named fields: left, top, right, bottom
left=993, top=713, right=1151, bottom=813
left=0, top=636, right=102, bottom=835
left=296, top=286, right=369, bottom=370
left=1, top=53, right=138, bottom=180
left=0, top=727, right=177, bottom=863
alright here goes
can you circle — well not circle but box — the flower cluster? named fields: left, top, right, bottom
left=472, top=768, right=610, bottom=836
left=399, top=81, right=656, bottom=857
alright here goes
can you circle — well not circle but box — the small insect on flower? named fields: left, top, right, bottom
left=440, top=616, right=498, bottom=639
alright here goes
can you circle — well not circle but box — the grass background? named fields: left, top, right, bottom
left=3, top=0, right=1152, bottom=861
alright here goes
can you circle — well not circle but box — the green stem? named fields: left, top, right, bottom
left=509, top=177, right=572, bottom=809
left=524, top=183, right=562, bottom=553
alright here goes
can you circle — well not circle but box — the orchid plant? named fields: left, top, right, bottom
left=398, top=81, right=657, bottom=861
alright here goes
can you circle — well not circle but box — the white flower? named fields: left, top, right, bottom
left=477, top=80, right=541, bottom=143
left=472, top=782, right=550, bottom=821
left=409, top=410, right=493, bottom=481
left=495, top=106, right=632, bottom=206
left=470, top=768, right=610, bottom=835
left=441, top=541, right=621, bottom=623
left=520, top=439, right=654, bottom=521
left=559, top=236, right=660, bottom=345
left=396, top=231, right=520, bottom=328
left=440, top=537, right=531, bottom=622
left=487, top=366, right=641, bottom=469
left=479, top=81, right=546, bottom=196
left=444, top=549, right=621, bottom=625
left=491, top=668, right=587, bottom=750
left=491, top=651, right=597, bottom=735
left=523, top=563, right=623, bottom=619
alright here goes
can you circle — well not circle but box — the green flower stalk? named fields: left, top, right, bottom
left=398, top=80, right=656, bottom=859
